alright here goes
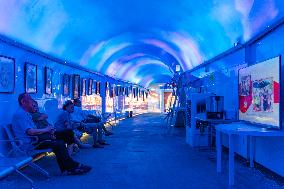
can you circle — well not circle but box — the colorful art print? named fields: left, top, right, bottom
left=96, top=81, right=100, bottom=94
left=63, top=74, right=70, bottom=96
left=44, top=67, right=53, bottom=94
left=240, top=75, right=251, bottom=96
left=88, top=79, right=93, bottom=95
left=0, top=56, right=15, bottom=93
left=81, top=78, right=87, bottom=96
left=25, top=62, right=37, bottom=93
left=252, top=77, right=274, bottom=112
left=73, top=74, right=80, bottom=99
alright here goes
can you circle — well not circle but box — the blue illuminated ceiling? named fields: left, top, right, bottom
left=0, top=0, right=283, bottom=86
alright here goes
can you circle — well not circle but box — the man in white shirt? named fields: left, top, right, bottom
left=72, top=99, right=109, bottom=148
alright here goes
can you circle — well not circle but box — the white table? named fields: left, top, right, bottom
left=215, top=123, right=284, bottom=186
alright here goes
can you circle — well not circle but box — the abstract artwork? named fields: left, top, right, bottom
left=88, top=78, right=93, bottom=95
left=252, top=77, right=274, bottom=112
left=25, top=62, right=37, bottom=93
left=73, top=74, right=80, bottom=99
left=63, top=74, right=70, bottom=96
left=0, top=56, right=15, bottom=93
left=44, top=67, right=53, bottom=94
left=81, top=78, right=87, bottom=96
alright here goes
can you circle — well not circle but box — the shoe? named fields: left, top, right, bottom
left=98, top=141, right=110, bottom=145
left=105, top=131, right=114, bottom=136
left=78, top=164, right=92, bottom=172
left=79, top=143, right=92, bottom=149
left=72, top=144, right=80, bottom=155
left=66, top=166, right=91, bottom=175
left=92, top=143, right=104, bottom=148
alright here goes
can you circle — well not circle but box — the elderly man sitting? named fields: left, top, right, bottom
left=72, top=99, right=109, bottom=148
left=12, top=93, right=91, bottom=175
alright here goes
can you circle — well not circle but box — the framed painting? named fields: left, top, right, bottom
left=92, top=81, right=97, bottom=94
left=63, top=74, right=70, bottom=96
left=25, top=62, right=37, bottom=93
left=105, top=82, right=109, bottom=96
left=44, top=67, right=53, bottom=94
left=126, top=87, right=129, bottom=97
left=115, top=86, right=119, bottom=96
left=73, top=74, right=80, bottom=99
left=109, top=86, right=114, bottom=98
left=81, top=78, right=87, bottom=96
left=0, top=55, right=15, bottom=93
left=96, top=81, right=100, bottom=94
left=88, top=78, right=93, bottom=95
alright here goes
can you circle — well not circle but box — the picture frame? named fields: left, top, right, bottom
left=109, top=86, right=114, bottom=98
left=92, top=81, right=97, bottom=94
left=105, top=82, right=109, bottom=96
left=0, top=55, right=15, bottom=93
left=126, top=87, right=129, bottom=97
left=63, top=74, right=70, bottom=96
left=81, top=78, right=87, bottom=96
left=25, top=62, right=37, bottom=93
left=73, top=74, right=80, bottom=99
left=44, top=67, right=53, bottom=94
left=96, top=81, right=100, bottom=94
left=88, top=78, right=93, bottom=95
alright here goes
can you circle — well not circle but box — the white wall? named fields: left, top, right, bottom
left=187, top=23, right=284, bottom=177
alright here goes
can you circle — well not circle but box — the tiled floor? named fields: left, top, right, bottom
left=1, top=113, right=283, bottom=189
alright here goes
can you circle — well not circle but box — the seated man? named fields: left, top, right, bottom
left=12, top=93, right=91, bottom=175
left=54, top=100, right=92, bottom=150
left=72, top=99, right=109, bottom=147
left=30, top=100, right=78, bottom=155
left=90, top=110, right=113, bottom=136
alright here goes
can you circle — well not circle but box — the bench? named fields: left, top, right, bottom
left=0, top=124, right=52, bottom=189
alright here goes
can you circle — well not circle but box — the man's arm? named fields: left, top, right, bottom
left=26, top=126, right=54, bottom=136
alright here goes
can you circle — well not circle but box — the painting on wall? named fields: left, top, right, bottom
left=73, top=74, right=80, bottom=99
left=240, top=75, right=251, bottom=96
left=92, top=81, right=97, bottom=94
left=88, top=78, right=93, bottom=95
left=25, top=62, right=37, bottom=93
left=81, top=78, right=87, bottom=96
left=0, top=55, right=15, bottom=93
left=105, top=82, right=109, bottom=96
left=96, top=81, right=100, bottom=94
left=44, top=67, right=53, bottom=94
left=63, top=74, right=70, bottom=96
left=252, top=77, right=274, bottom=112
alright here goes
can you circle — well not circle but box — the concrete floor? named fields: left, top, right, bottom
left=1, top=113, right=283, bottom=189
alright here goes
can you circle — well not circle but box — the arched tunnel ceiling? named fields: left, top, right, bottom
left=0, top=0, right=283, bottom=87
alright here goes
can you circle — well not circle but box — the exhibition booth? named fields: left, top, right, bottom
left=183, top=51, right=284, bottom=185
